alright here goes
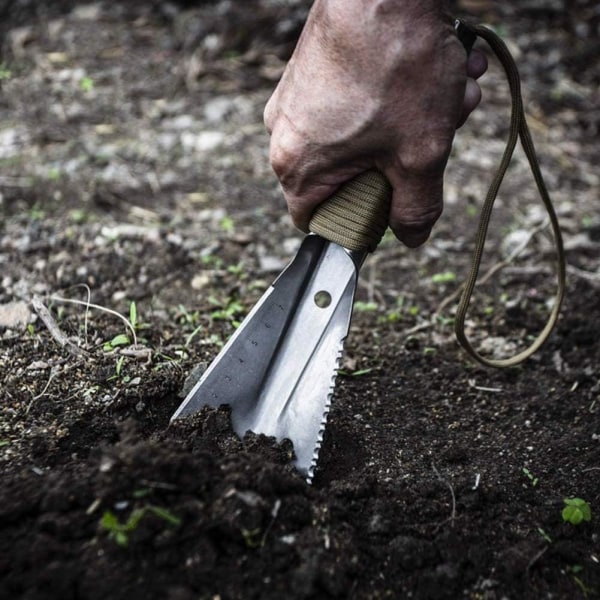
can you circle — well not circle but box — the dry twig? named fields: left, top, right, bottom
left=31, top=296, right=89, bottom=358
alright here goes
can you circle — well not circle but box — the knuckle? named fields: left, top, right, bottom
left=400, top=134, right=453, bottom=175
left=268, top=130, right=305, bottom=186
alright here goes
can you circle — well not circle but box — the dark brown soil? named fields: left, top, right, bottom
left=1, top=2, right=599, bottom=599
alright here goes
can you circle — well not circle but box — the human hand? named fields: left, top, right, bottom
left=264, top=0, right=487, bottom=247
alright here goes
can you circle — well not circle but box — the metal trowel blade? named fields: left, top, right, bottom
left=171, top=234, right=361, bottom=481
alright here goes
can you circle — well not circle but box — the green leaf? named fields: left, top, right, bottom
left=129, top=301, right=137, bottom=329
left=537, top=527, right=552, bottom=544
left=80, top=76, right=94, bottom=92
left=106, top=334, right=130, bottom=349
left=562, top=498, right=592, bottom=525
left=115, top=531, right=129, bottom=547
left=148, top=505, right=181, bottom=526
left=431, top=271, right=457, bottom=284
left=101, top=510, right=118, bottom=527
left=354, top=301, right=378, bottom=312
left=115, top=355, right=125, bottom=376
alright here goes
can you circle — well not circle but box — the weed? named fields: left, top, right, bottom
left=115, top=355, right=125, bottom=379
left=241, top=527, right=262, bottom=548
left=177, top=304, right=200, bottom=327
left=201, top=253, right=223, bottom=269
left=185, top=324, right=203, bottom=348
left=101, top=505, right=181, bottom=547
left=0, top=64, right=11, bottom=80
left=51, top=296, right=140, bottom=347
left=562, top=498, right=592, bottom=525
left=435, top=314, right=454, bottom=327
left=339, top=367, right=374, bottom=377
left=537, top=527, right=552, bottom=544
left=522, top=467, right=539, bottom=487
left=104, top=333, right=130, bottom=351
left=354, top=301, right=378, bottom=312
left=581, top=215, right=594, bottom=229
left=431, top=271, right=457, bottom=284
left=101, top=301, right=144, bottom=351
left=378, top=296, right=408, bottom=324
left=69, top=208, right=88, bottom=224
left=79, top=76, right=94, bottom=92
left=209, top=296, right=244, bottom=325
left=47, top=167, right=61, bottom=181
left=29, top=204, right=45, bottom=220
left=227, top=263, right=245, bottom=278
left=219, top=215, right=234, bottom=233
left=466, top=204, right=478, bottom=218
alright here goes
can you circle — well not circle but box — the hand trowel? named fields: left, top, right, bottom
left=171, top=171, right=392, bottom=481
left=172, top=22, right=478, bottom=482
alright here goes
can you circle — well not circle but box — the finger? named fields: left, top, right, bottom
left=467, top=48, right=487, bottom=79
left=386, top=172, right=444, bottom=248
left=457, top=78, right=482, bottom=128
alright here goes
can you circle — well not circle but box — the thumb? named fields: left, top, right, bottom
left=385, top=170, right=444, bottom=248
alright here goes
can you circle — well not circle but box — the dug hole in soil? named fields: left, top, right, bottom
left=1, top=1, right=599, bottom=599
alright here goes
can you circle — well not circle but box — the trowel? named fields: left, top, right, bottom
left=171, top=168, right=394, bottom=481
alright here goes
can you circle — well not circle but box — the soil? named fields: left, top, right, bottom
left=1, top=1, right=599, bottom=599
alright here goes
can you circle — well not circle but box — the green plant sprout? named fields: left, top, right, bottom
left=184, top=325, right=203, bottom=348
left=101, top=505, right=181, bottom=547
left=51, top=296, right=139, bottom=347
left=79, top=76, right=94, bottom=92
left=227, top=263, right=245, bottom=277
left=104, top=333, right=130, bottom=351
left=353, top=301, right=378, bottom=312
left=522, top=467, right=539, bottom=487
left=562, top=498, right=592, bottom=525
left=219, top=215, right=234, bottom=233
left=0, top=64, right=12, bottom=80
left=431, top=271, right=457, bottom=284
left=102, top=301, right=143, bottom=350
left=339, top=367, right=374, bottom=377
left=115, top=355, right=125, bottom=377
left=537, top=527, right=552, bottom=544
left=129, top=301, right=138, bottom=330
left=209, top=296, right=244, bottom=325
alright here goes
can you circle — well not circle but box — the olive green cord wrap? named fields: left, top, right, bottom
left=453, top=23, right=565, bottom=367
left=309, top=170, right=392, bottom=252
left=307, top=21, right=565, bottom=368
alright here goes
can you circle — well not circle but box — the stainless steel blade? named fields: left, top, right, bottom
left=171, top=234, right=362, bottom=480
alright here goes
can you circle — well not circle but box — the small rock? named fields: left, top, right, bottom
left=0, top=301, right=31, bottom=330
left=27, top=360, right=50, bottom=370
left=191, top=273, right=211, bottom=290
left=181, top=130, right=226, bottom=152
left=203, top=97, right=236, bottom=123
left=180, top=362, right=207, bottom=398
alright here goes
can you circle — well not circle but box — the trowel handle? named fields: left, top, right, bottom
left=309, top=170, right=392, bottom=253
left=308, top=20, right=477, bottom=254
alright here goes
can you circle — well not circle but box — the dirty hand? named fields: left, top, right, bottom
left=264, top=0, right=487, bottom=247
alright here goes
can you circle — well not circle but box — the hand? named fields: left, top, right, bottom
left=264, top=0, right=487, bottom=247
